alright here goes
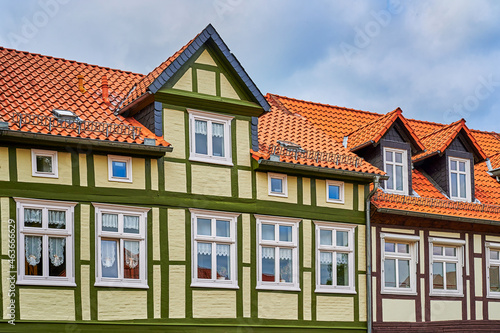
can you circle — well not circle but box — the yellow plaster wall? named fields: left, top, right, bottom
left=243, top=267, right=251, bottom=317
left=236, top=120, right=251, bottom=167
left=98, top=290, right=147, bottom=320
left=79, top=153, right=87, bottom=186
left=191, top=164, right=231, bottom=197
left=303, top=178, right=311, bottom=205
left=303, top=271, right=312, bottom=321
left=258, top=293, right=298, bottom=320
left=80, top=204, right=90, bottom=261
left=256, top=172, right=298, bottom=204
left=2, top=260, right=10, bottom=320
left=195, top=49, right=217, bottom=66
left=303, top=219, right=312, bottom=268
left=94, top=155, right=145, bottom=189
left=154, top=265, right=161, bottom=318
left=238, top=170, right=252, bottom=199
left=316, top=180, right=353, bottom=210
left=380, top=227, right=415, bottom=234
left=467, top=280, right=471, bottom=320
left=81, top=265, right=90, bottom=320
left=358, top=225, right=366, bottom=271
left=428, top=231, right=461, bottom=238
left=358, top=185, right=365, bottom=211
left=164, top=161, right=187, bottom=193
left=192, top=290, right=236, bottom=318
left=371, top=227, right=377, bottom=273
left=20, top=289, right=75, bottom=321
left=382, top=299, right=416, bottom=322
left=486, top=235, right=500, bottom=242
left=152, top=207, right=160, bottom=261
left=476, top=300, right=483, bottom=320
left=197, top=69, right=216, bottom=96
left=164, top=108, right=186, bottom=159
left=359, top=274, right=367, bottom=321
left=151, top=158, right=158, bottom=191
left=220, top=74, right=240, bottom=100
left=474, top=234, right=482, bottom=253
left=475, top=257, right=483, bottom=297
left=420, top=230, right=425, bottom=274
left=17, top=149, right=72, bottom=185
left=1, top=198, right=9, bottom=255
left=372, top=277, right=377, bottom=321
left=430, top=300, right=462, bottom=321
left=0, top=147, right=9, bottom=181
left=242, top=214, right=251, bottom=264
left=316, top=296, right=354, bottom=321
left=169, top=265, right=185, bottom=318
left=420, top=278, right=426, bottom=320
left=173, top=68, right=193, bottom=91
left=168, top=209, right=186, bottom=261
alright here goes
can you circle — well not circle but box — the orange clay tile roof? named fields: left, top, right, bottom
left=0, top=47, right=169, bottom=146
left=266, top=94, right=500, bottom=222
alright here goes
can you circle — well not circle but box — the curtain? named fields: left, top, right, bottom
left=48, top=210, right=66, bottom=228
left=320, top=252, right=333, bottom=264
left=279, top=248, right=292, bottom=260
left=212, top=123, right=224, bottom=138
left=262, top=247, right=275, bottom=259
left=198, top=243, right=212, bottom=255
left=49, top=238, right=65, bottom=266
left=124, top=241, right=140, bottom=269
left=216, top=244, right=230, bottom=256
left=124, top=215, right=139, bottom=232
left=195, top=120, right=207, bottom=135
left=102, top=214, right=118, bottom=229
left=25, top=236, right=42, bottom=266
left=101, top=240, right=116, bottom=268
left=24, top=208, right=42, bottom=224
left=337, top=253, right=349, bottom=265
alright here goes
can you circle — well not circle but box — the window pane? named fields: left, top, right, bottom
left=451, top=160, right=457, bottom=171
left=36, top=155, right=52, bottom=173
left=197, top=242, right=212, bottom=279
left=433, top=246, right=443, bottom=256
left=459, top=174, right=466, bottom=198
left=491, top=250, right=500, bottom=260
left=197, top=218, right=211, bottom=236
left=320, top=252, right=333, bottom=285
left=195, top=120, right=208, bottom=155
left=279, top=225, right=292, bottom=242
left=24, top=208, right=42, bottom=228
left=398, top=259, right=410, bottom=288
left=459, top=161, right=466, bottom=172
left=386, top=151, right=393, bottom=162
left=451, top=173, right=458, bottom=197
left=101, top=240, right=118, bottom=278
left=124, top=215, right=139, bottom=234
left=395, top=165, right=403, bottom=191
left=262, top=224, right=275, bottom=241
left=320, top=229, right=332, bottom=246
left=49, top=237, right=66, bottom=277
left=397, top=243, right=409, bottom=253
left=112, top=161, right=127, bottom=178
left=384, top=259, right=396, bottom=287
left=216, top=244, right=230, bottom=280
left=212, top=123, right=225, bottom=157
left=386, top=164, right=394, bottom=190
left=102, top=213, right=118, bottom=232
left=25, top=236, right=43, bottom=276
left=262, top=247, right=275, bottom=282
left=445, top=247, right=456, bottom=257
left=270, top=178, right=282, bottom=193
left=385, top=242, right=395, bottom=253
left=337, top=231, right=348, bottom=247
left=328, top=185, right=340, bottom=200
left=216, top=220, right=230, bottom=237
left=48, top=210, right=66, bottom=229
left=490, top=266, right=500, bottom=292
left=433, top=262, right=444, bottom=289
left=337, top=253, right=349, bottom=286
left=445, top=263, right=457, bottom=290
left=395, top=152, right=402, bottom=163
left=279, top=248, right=293, bottom=283
left=124, top=241, right=140, bottom=279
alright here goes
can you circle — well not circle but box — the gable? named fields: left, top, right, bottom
left=448, top=136, right=468, bottom=152
left=382, top=125, right=405, bottom=143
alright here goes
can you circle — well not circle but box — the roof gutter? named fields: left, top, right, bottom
left=366, top=176, right=379, bottom=333
left=0, top=129, right=172, bottom=157
left=258, top=160, right=388, bottom=181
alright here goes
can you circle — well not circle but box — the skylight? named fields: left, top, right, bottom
left=52, top=109, right=82, bottom=123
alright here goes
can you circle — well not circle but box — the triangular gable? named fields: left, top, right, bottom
left=345, top=108, right=425, bottom=152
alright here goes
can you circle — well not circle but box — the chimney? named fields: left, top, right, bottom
left=101, top=75, right=111, bottom=106
left=77, top=75, right=86, bottom=93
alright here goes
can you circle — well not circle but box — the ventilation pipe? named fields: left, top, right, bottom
left=77, top=75, right=86, bottom=93
left=366, top=175, right=380, bottom=333
left=101, top=75, right=111, bottom=106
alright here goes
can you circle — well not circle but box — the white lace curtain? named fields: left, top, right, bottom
left=24, top=208, right=42, bottom=224
left=337, top=253, right=349, bottom=265
left=124, top=241, right=139, bottom=269
left=279, top=248, right=292, bottom=260
left=198, top=243, right=212, bottom=255
left=262, top=247, right=275, bottom=259
left=25, top=236, right=42, bottom=266
left=124, top=216, right=139, bottom=232
left=49, top=238, right=65, bottom=266
left=320, top=252, right=332, bottom=264
left=212, top=123, right=224, bottom=138
left=216, top=244, right=230, bottom=257
left=101, top=240, right=116, bottom=268
left=195, top=120, right=207, bottom=135
left=102, top=214, right=118, bottom=229
left=48, top=210, right=66, bottom=228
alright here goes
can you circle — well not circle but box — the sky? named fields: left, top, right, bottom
left=1, top=0, right=499, bottom=133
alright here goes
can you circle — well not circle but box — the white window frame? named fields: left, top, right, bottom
left=268, top=172, right=288, bottom=197
left=188, top=109, right=234, bottom=166
left=15, top=197, right=76, bottom=286
left=94, top=203, right=149, bottom=289
left=190, top=209, right=240, bottom=289
left=31, top=149, right=58, bottom=178
left=448, top=156, right=472, bottom=202
left=383, top=147, right=408, bottom=195
left=108, top=155, right=133, bottom=183
left=256, top=215, right=301, bottom=291
left=381, top=233, right=420, bottom=295
left=314, top=221, right=356, bottom=294
left=486, top=242, right=500, bottom=299
left=429, top=237, right=465, bottom=296
left=326, top=180, right=344, bottom=203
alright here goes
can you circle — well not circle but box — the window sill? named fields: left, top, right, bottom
left=108, top=177, right=133, bottom=183
left=487, top=293, right=500, bottom=299
left=17, top=280, right=76, bottom=287
left=189, top=156, right=233, bottom=167
left=268, top=192, right=288, bottom=198
left=94, top=282, right=149, bottom=289
left=32, top=173, right=58, bottom=179
left=430, top=291, right=463, bottom=297
left=191, top=282, right=239, bottom=289
left=256, top=285, right=301, bottom=292
left=315, top=288, right=356, bottom=294
left=381, top=290, right=417, bottom=296
left=326, top=199, right=345, bottom=204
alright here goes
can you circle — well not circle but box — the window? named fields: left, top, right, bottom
left=487, top=242, right=500, bottom=298
left=268, top=173, right=288, bottom=197
left=381, top=233, right=419, bottom=294
left=383, top=148, right=408, bottom=195
left=188, top=109, right=233, bottom=165
left=326, top=180, right=344, bottom=203
left=31, top=149, right=58, bottom=178
left=94, top=203, right=149, bottom=288
left=15, top=198, right=76, bottom=286
left=315, top=222, right=355, bottom=293
left=256, top=215, right=300, bottom=291
left=449, top=157, right=471, bottom=202
left=429, top=237, right=465, bottom=296
left=190, top=209, right=239, bottom=289
left=108, top=155, right=132, bottom=182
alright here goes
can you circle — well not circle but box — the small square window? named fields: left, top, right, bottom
left=268, top=173, right=288, bottom=197
left=326, top=180, right=344, bottom=203
left=108, top=155, right=132, bottom=183
left=31, top=149, right=58, bottom=178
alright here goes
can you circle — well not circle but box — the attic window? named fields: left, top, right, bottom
left=52, top=109, right=81, bottom=123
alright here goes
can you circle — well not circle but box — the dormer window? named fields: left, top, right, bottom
left=383, top=148, right=408, bottom=195
left=449, top=157, right=471, bottom=202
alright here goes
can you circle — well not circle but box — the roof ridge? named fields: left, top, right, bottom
left=420, top=118, right=464, bottom=139
left=346, top=107, right=399, bottom=137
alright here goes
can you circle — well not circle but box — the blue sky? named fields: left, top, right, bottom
left=1, top=0, right=499, bottom=133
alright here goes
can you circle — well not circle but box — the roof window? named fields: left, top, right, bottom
left=52, top=109, right=82, bottom=123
